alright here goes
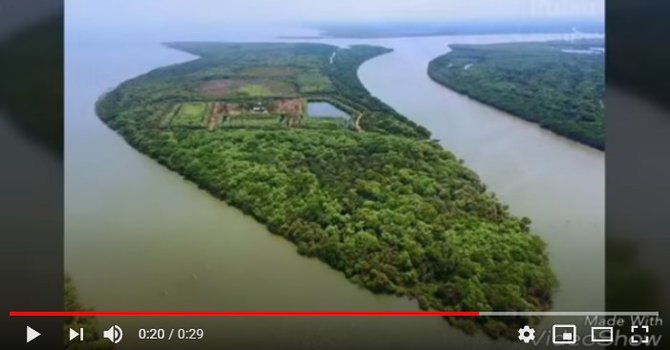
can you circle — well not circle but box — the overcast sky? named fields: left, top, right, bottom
left=67, top=0, right=604, bottom=29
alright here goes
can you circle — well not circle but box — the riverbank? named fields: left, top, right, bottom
left=426, top=40, right=604, bottom=150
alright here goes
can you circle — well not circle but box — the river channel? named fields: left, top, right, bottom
left=65, top=29, right=603, bottom=349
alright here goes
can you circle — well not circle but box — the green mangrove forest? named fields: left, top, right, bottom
left=428, top=40, right=604, bottom=149
left=96, top=42, right=556, bottom=339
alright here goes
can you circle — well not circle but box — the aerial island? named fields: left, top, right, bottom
left=96, top=42, right=556, bottom=339
left=428, top=40, right=605, bottom=149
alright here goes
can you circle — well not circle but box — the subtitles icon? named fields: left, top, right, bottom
left=552, top=324, right=577, bottom=345
left=591, top=326, right=613, bottom=343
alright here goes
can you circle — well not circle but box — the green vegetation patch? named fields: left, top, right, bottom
left=236, top=82, right=293, bottom=97
left=236, top=66, right=301, bottom=78
left=296, top=70, right=334, bottom=93
left=428, top=39, right=604, bottom=149
left=301, top=116, right=348, bottom=130
left=200, top=79, right=297, bottom=98
left=172, top=102, right=209, bottom=127
left=221, top=114, right=284, bottom=130
left=97, top=42, right=557, bottom=339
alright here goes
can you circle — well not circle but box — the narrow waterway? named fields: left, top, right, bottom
left=66, top=29, right=603, bottom=349
left=353, top=34, right=605, bottom=313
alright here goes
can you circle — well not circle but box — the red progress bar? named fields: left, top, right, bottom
left=9, top=311, right=479, bottom=317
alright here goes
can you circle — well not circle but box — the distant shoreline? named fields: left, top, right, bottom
left=290, top=20, right=604, bottom=39
left=278, top=29, right=605, bottom=40
left=427, top=40, right=605, bottom=150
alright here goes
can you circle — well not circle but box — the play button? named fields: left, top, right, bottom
left=26, top=326, right=40, bottom=343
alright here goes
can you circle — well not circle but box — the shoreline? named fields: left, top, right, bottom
left=426, top=69, right=605, bottom=152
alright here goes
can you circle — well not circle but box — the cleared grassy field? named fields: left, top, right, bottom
left=172, top=102, right=209, bottom=127
left=201, top=79, right=297, bottom=98
left=236, top=66, right=300, bottom=78
left=236, top=84, right=276, bottom=97
left=297, top=71, right=333, bottom=93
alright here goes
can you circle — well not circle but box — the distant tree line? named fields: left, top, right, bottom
left=428, top=40, right=604, bottom=149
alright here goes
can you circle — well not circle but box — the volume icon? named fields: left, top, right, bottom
left=103, top=325, right=123, bottom=344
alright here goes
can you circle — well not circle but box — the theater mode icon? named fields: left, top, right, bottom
left=591, top=326, right=613, bottom=343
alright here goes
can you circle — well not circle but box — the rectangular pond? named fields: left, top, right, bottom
left=307, top=101, right=350, bottom=118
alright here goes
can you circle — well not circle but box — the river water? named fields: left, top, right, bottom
left=308, top=102, right=350, bottom=118
left=65, top=28, right=603, bottom=349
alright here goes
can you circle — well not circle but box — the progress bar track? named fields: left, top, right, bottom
left=9, top=311, right=660, bottom=317
left=481, top=311, right=660, bottom=317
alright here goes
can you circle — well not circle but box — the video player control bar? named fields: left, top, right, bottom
left=9, top=310, right=660, bottom=317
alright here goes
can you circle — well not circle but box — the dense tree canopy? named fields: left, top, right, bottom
left=97, top=42, right=556, bottom=339
left=428, top=40, right=604, bottom=149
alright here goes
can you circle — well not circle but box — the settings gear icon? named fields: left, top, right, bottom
left=518, top=325, right=536, bottom=343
